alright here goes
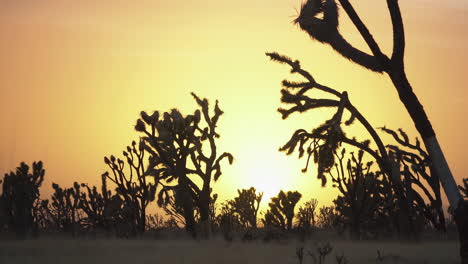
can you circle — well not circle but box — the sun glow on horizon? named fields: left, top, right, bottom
left=239, top=146, right=298, bottom=203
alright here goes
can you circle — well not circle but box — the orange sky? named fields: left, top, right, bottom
left=0, top=0, right=467, bottom=211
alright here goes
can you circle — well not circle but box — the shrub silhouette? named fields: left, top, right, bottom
left=1, top=161, right=44, bottom=238
left=263, top=190, right=302, bottom=231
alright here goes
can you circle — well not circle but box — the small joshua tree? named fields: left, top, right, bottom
left=102, top=140, right=157, bottom=235
left=77, top=174, right=127, bottom=235
left=263, top=190, right=302, bottom=231
left=228, top=187, right=263, bottom=228
left=216, top=201, right=242, bottom=241
left=136, top=93, right=233, bottom=238
left=296, top=198, right=318, bottom=232
left=1, top=161, right=44, bottom=237
left=42, top=182, right=83, bottom=236
left=317, top=205, right=340, bottom=229
left=330, top=149, right=384, bottom=239
left=79, top=178, right=108, bottom=231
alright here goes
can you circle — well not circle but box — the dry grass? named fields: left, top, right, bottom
left=0, top=238, right=460, bottom=264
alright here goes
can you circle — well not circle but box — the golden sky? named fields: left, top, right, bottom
left=0, top=0, right=467, bottom=211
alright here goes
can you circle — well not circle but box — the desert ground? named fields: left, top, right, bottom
left=0, top=237, right=460, bottom=264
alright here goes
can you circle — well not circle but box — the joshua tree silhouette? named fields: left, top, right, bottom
left=102, top=140, right=157, bottom=235
left=263, top=190, right=302, bottom=231
left=228, top=187, right=263, bottom=229
left=1, top=161, right=44, bottom=238
left=136, top=93, right=233, bottom=238
left=296, top=198, right=318, bottom=233
left=42, top=182, right=82, bottom=236
left=293, top=0, right=466, bottom=260
left=267, top=53, right=445, bottom=239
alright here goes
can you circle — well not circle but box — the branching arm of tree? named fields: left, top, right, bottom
left=294, top=0, right=389, bottom=72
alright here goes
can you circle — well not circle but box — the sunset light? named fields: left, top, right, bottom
left=1, top=1, right=467, bottom=262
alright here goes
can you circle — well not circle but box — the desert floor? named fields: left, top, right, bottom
left=0, top=237, right=460, bottom=264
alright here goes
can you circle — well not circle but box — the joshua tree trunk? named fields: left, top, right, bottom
left=387, top=68, right=463, bottom=209
left=179, top=177, right=196, bottom=238
left=388, top=67, right=466, bottom=257
left=198, top=189, right=212, bottom=239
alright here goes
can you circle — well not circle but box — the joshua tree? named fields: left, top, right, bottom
left=296, top=198, right=318, bottom=232
left=330, top=149, right=385, bottom=239
left=1, top=161, right=44, bottom=237
left=267, top=52, right=445, bottom=239
left=42, top=182, right=83, bottom=236
left=102, top=140, right=157, bottom=235
left=79, top=181, right=107, bottom=231
left=263, top=190, right=302, bottom=231
left=293, top=0, right=466, bottom=259
left=136, top=93, right=233, bottom=238
left=216, top=201, right=242, bottom=241
left=317, top=205, right=340, bottom=229
left=75, top=173, right=129, bottom=236
left=228, top=187, right=263, bottom=228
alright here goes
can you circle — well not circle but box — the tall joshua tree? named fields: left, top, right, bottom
left=292, top=0, right=467, bottom=260
left=135, top=93, right=233, bottom=238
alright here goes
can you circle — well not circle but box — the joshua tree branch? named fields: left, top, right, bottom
left=386, top=0, right=405, bottom=66
left=337, top=0, right=390, bottom=69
